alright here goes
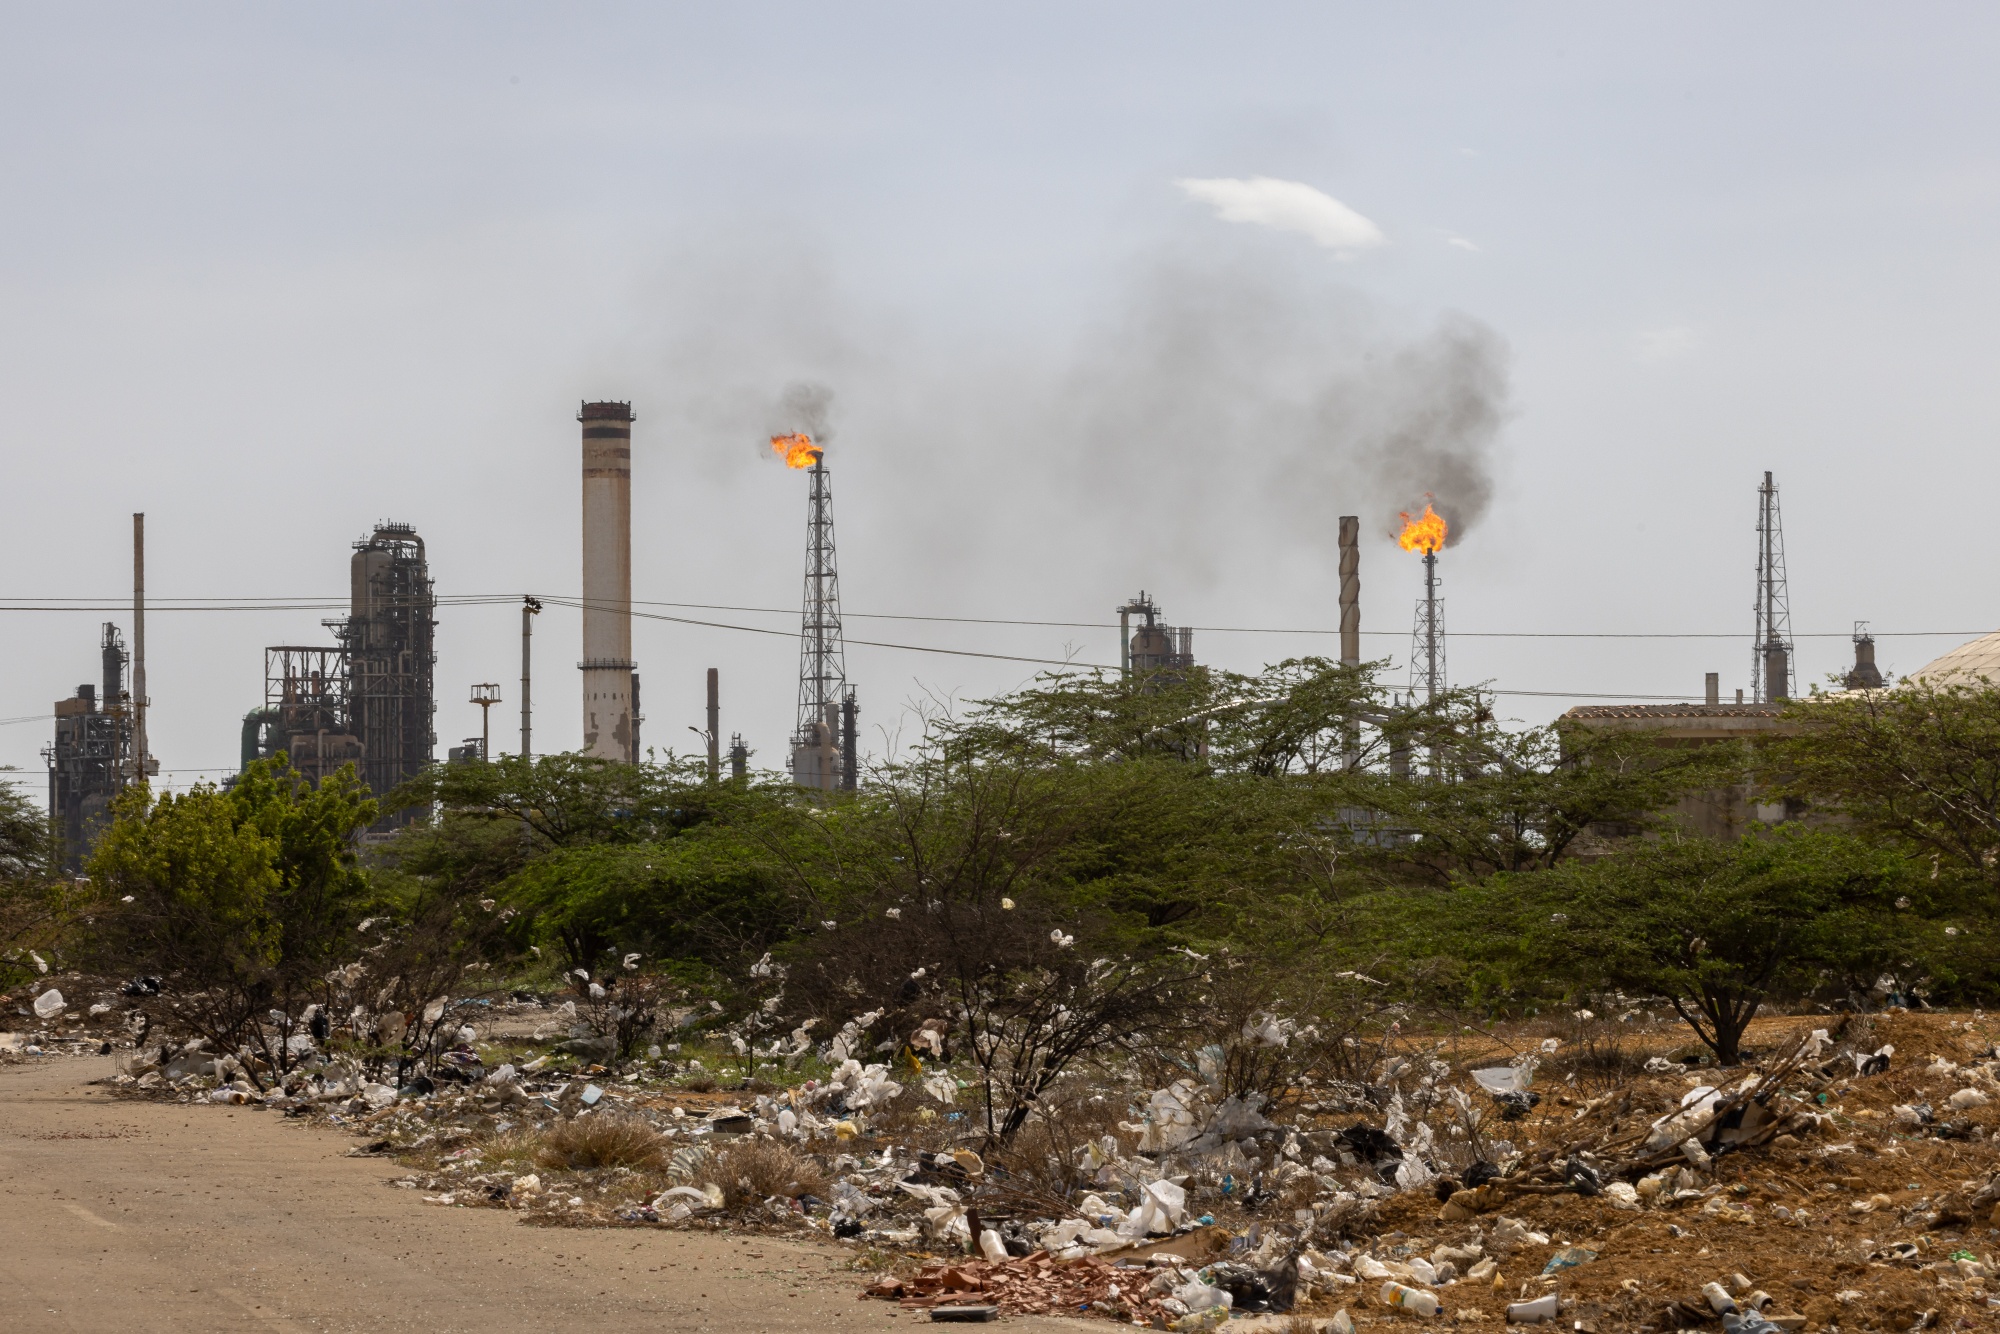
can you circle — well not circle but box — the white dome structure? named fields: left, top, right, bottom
left=1909, top=630, right=2000, bottom=686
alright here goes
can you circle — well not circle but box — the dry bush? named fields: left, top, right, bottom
left=711, top=1136, right=828, bottom=1208
left=985, top=1075, right=1130, bottom=1200
left=535, top=1114, right=668, bottom=1172
left=680, top=1075, right=718, bottom=1093
left=473, top=1127, right=549, bottom=1172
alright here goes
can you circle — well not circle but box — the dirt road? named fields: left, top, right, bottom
left=0, top=1056, right=1075, bottom=1333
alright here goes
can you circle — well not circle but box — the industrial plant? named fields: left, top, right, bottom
left=243, top=521, right=437, bottom=834
left=38, top=407, right=1935, bottom=864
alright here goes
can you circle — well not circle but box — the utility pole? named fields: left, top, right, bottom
left=520, top=596, right=540, bottom=757
left=470, top=684, right=501, bottom=761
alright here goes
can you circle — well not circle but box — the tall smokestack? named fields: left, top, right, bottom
left=1338, top=515, right=1360, bottom=668
left=579, top=402, right=635, bottom=761
left=132, top=512, right=150, bottom=781
left=706, top=668, right=720, bottom=782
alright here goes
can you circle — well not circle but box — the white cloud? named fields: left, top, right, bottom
left=1445, top=235, right=1481, bottom=252
left=1175, top=176, right=1386, bottom=252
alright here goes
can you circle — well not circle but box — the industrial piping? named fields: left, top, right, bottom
left=578, top=402, right=636, bottom=761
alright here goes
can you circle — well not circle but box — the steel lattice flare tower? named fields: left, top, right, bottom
left=1751, top=470, right=1794, bottom=703
left=1408, top=550, right=1447, bottom=702
left=791, top=451, right=847, bottom=789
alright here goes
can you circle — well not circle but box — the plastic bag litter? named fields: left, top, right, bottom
left=653, top=1183, right=725, bottom=1211
left=1853, top=1043, right=1894, bottom=1077
left=1208, top=1094, right=1274, bottom=1137
left=1131, top=1080, right=1203, bottom=1152
left=1174, top=1277, right=1232, bottom=1312
left=1542, top=1246, right=1597, bottom=1275
left=361, top=1082, right=397, bottom=1109
left=1117, top=1178, right=1188, bottom=1237
left=31, top=990, right=64, bottom=1020
left=1472, top=1065, right=1531, bottom=1094
left=1950, top=1087, right=1991, bottom=1108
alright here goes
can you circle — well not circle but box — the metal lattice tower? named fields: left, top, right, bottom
left=1752, top=471, right=1794, bottom=703
left=792, top=454, right=847, bottom=785
left=1408, top=551, right=1447, bottom=702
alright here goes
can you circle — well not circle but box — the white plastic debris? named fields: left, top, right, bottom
left=1378, top=1280, right=1440, bottom=1317
left=362, top=1082, right=397, bottom=1109
left=32, top=989, right=65, bottom=1020
left=1506, top=1293, right=1561, bottom=1323
left=1949, top=1087, right=1990, bottom=1109
left=978, top=1229, right=1008, bottom=1262
left=1472, top=1065, right=1531, bottom=1094
left=1116, top=1178, right=1187, bottom=1237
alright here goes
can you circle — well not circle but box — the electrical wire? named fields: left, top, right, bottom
left=0, top=592, right=1985, bottom=640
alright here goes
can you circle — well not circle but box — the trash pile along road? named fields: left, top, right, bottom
left=12, top=976, right=2000, bottom=1332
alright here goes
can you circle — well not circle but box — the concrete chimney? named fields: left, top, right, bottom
left=1705, top=672, right=1720, bottom=706
left=579, top=402, right=634, bottom=760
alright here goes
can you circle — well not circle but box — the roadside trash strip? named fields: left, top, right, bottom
left=78, top=996, right=2000, bottom=1330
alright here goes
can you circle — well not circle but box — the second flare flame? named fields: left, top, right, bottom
left=770, top=433, right=822, bottom=469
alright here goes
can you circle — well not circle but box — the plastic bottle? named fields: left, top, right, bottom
left=1506, top=1293, right=1560, bottom=1323
left=977, top=1229, right=1007, bottom=1263
left=1379, top=1281, right=1441, bottom=1316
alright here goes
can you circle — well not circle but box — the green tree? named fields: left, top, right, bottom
left=1779, top=682, right=2000, bottom=898
left=1470, top=831, right=1925, bottom=1064
left=87, top=759, right=377, bottom=1083
left=0, top=778, right=71, bottom=988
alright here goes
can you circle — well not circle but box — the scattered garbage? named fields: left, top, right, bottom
left=32, top=989, right=65, bottom=1020
left=49, top=984, right=1997, bottom=1333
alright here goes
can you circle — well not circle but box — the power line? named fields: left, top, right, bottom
left=0, top=591, right=1990, bottom=641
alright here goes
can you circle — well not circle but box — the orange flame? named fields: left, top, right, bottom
left=770, top=432, right=821, bottom=469
left=1396, top=502, right=1448, bottom=554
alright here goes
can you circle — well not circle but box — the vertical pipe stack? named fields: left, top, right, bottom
left=521, top=596, right=539, bottom=758
left=579, top=402, right=635, bottom=761
left=706, top=668, right=720, bottom=782
left=132, top=512, right=149, bottom=781
left=1338, top=515, right=1361, bottom=770
left=1338, top=516, right=1360, bottom=668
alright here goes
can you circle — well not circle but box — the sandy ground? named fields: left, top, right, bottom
left=0, top=1056, right=1079, bottom=1333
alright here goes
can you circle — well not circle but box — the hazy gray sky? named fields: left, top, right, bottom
left=6, top=4, right=2000, bottom=790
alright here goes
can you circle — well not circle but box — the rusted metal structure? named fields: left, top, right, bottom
left=248, top=523, right=436, bottom=830
left=342, top=522, right=437, bottom=810
left=44, top=623, right=135, bottom=870
left=1119, top=591, right=1195, bottom=677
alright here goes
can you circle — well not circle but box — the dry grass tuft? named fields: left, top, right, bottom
left=535, top=1115, right=668, bottom=1172
left=712, top=1135, right=829, bottom=1208
left=1284, top=1317, right=1323, bottom=1334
